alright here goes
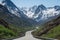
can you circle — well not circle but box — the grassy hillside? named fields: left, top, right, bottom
left=0, top=24, right=34, bottom=39
left=32, top=16, right=60, bottom=40
left=32, top=25, right=60, bottom=39
left=41, top=25, right=60, bottom=39
left=0, top=25, right=17, bottom=39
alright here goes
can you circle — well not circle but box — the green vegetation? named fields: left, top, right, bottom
left=42, top=25, right=60, bottom=38
left=32, top=25, right=60, bottom=39
left=32, top=16, right=60, bottom=39
left=0, top=25, right=17, bottom=39
left=0, top=24, right=34, bottom=39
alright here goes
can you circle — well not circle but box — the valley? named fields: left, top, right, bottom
left=0, top=0, right=60, bottom=40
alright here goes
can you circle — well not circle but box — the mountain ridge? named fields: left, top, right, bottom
left=0, top=0, right=60, bottom=26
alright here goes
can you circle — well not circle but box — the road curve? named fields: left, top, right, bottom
left=13, top=30, right=41, bottom=40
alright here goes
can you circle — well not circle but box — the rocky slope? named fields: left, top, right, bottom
left=32, top=15, right=60, bottom=39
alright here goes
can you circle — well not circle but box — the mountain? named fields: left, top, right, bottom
left=22, top=4, right=60, bottom=23
left=0, top=0, right=60, bottom=26
left=54, top=5, right=60, bottom=11
left=35, top=4, right=46, bottom=14
left=22, top=5, right=46, bottom=21
left=0, top=0, right=37, bottom=27
left=29, top=5, right=37, bottom=12
left=1, top=0, right=27, bottom=18
left=33, top=4, right=46, bottom=22
left=0, top=4, right=9, bottom=19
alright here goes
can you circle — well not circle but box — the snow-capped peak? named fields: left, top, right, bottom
left=1, top=0, right=24, bottom=17
left=0, top=0, right=60, bottom=23
left=22, top=5, right=60, bottom=22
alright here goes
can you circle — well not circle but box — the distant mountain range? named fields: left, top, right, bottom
left=0, top=0, right=60, bottom=27
left=22, top=5, right=60, bottom=21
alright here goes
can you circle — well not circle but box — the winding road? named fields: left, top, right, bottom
left=13, top=30, right=41, bottom=40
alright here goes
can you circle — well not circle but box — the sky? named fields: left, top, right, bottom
left=0, top=0, right=60, bottom=8
left=11, top=0, right=60, bottom=8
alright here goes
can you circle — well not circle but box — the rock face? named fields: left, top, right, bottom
left=35, top=4, right=46, bottom=14
left=0, top=4, right=10, bottom=29
left=0, top=19, right=9, bottom=29
left=54, top=6, right=60, bottom=11
left=0, top=4, right=9, bottom=19
left=2, top=0, right=22, bottom=17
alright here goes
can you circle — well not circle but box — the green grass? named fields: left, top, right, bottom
left=0, top=25, right=17, bottom=39
left=0, top=24, right=34, bottom=39
left=42, top=25, right=60, bottom=38
left=32, top=25, right=60, bottom=39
